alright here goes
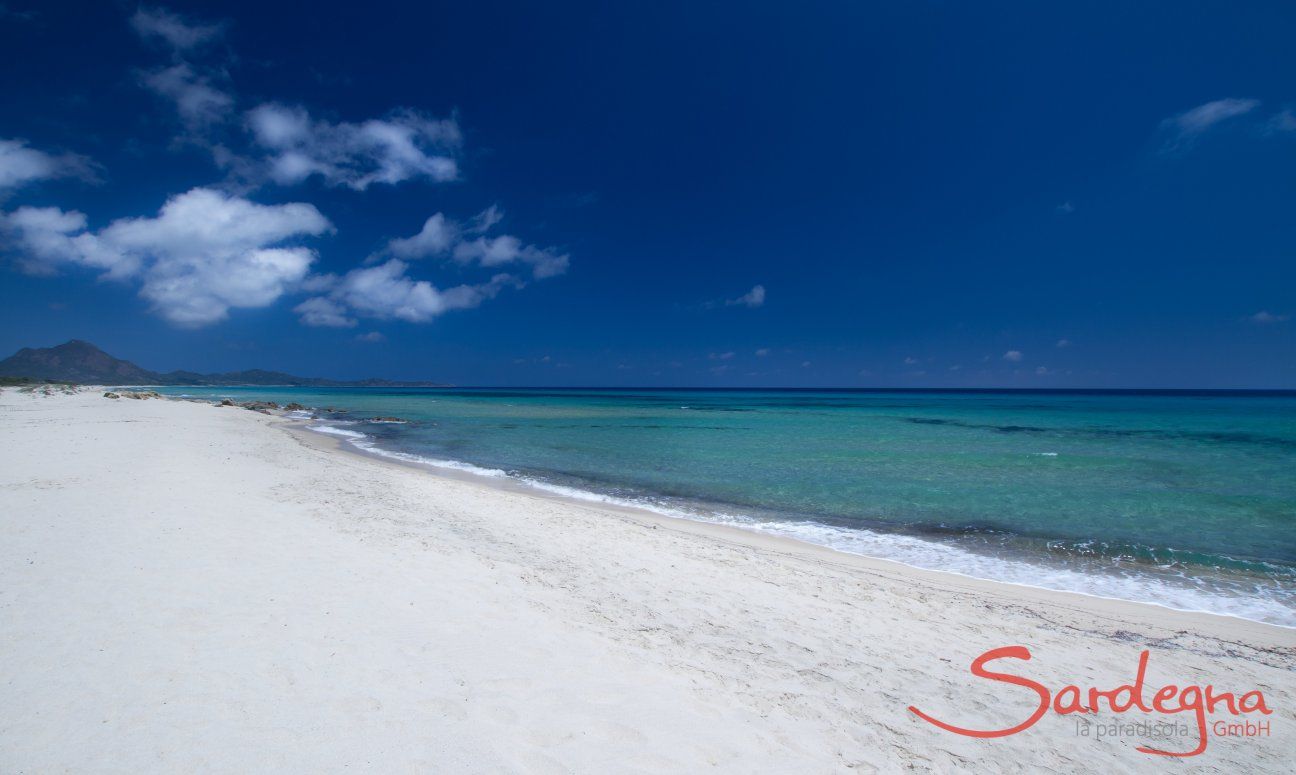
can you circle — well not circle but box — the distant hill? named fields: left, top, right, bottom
left=0, top=340, right=159, bottom=384
left=0, top=340, right=449, bottom=387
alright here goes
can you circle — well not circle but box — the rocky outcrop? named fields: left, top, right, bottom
left=17, top=384, right=81, bottom=396
left=103, top=392, right=120, bottom=399
left=123, top=390, right=161, bottom=400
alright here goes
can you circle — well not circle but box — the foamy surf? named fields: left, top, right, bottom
left=305, top=421, right=1296, bottom=628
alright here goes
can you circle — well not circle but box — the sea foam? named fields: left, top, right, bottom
left=305, top=421, right=1296, bottom=628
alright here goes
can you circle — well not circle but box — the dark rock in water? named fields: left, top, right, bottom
left=369, top=416, right=407, bottom=423
left=218, top=398, right=236, bottom=406
left=103, top=391, right=120, bottom=399
left=284, top=402, right=307, bottom=411
left=240, top=400, right=280, bottom=412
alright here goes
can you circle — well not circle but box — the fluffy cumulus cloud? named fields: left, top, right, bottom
left=1003, top=350, right=1024, bottom=362
left=0, top=206, right=131, bottom=277
left=297, top=259, right=517, bottom=326
left=294, top=296, right=355, bottom=328
left=1161, top=98, right=1260, bottom=151
left=0, top=7, right=568, bottom=332
left=384, top=206, right=569, bottom=279
left=293, top=205, right=569, bottom=327
left=0, top=138, right=96, bottom=192
left=127, top=7, right=465, bottom=197
left=387, top=213, right=457, bottom=259
left=130, top=7, right=226, bottom=53
left=245, top=104, right=460, bottom=190
left=452, top=235, right=569, bottom=279
left=1, top=187, right=332, bottom=325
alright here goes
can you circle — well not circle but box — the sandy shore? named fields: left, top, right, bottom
left=1, top=389, right=1292, bottom=772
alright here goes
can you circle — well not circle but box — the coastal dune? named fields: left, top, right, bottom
left=1, top=390, right=1292, bottom=772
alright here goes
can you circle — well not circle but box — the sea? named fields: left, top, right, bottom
left=155, top=387, right=1296, bottom=627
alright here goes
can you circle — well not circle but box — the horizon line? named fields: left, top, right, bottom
left=155, top=384, right=1296, bottom=394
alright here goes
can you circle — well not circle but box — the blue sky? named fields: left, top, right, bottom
left=0, top=1, right=1292, bottom=387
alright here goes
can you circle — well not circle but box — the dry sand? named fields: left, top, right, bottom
left=1, top=388, right=1292, bottom=773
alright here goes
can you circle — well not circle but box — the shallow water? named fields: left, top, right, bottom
left=160, top=387, right=1296, bottom=625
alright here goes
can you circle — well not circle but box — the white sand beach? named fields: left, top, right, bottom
left=1, top=388, right=1292, bottom=773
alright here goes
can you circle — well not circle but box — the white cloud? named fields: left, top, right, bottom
left=385, top=207, right=569, bottom=279
left=130, top=7, right=225, bottom=53
left=387, top=213, right=457, bottom=259
left=1003, top=350, right=1024, bottom=362
left=141, top=246, right=317, bottom=326
left=452, top=235, right=569, bottom=278
left=1161, top=98, right=1260, bottom=151
left=355, top=331, right=385, bottom=343
left=726, top=284, right=766, bottom=308
left=0, top=138, right=96, bottom=192
left=101, top=188, right=329, bottom=256
left=1056, top=201, right=1075, bottom=214
left=3, top=187, right=332, bottom=325
left=299, top=259, right=517, bottom=325
left=469, top=204, right=504, bottom=233
left=130, top=7, right=232, bottom=140
left=755, top=348, right=770, bottom=357
left=903, top=356, right=919, bottom=365
left=141, top=63, right=234, bottom=132
left=1, top=206, right=132, bottom=277
left=245, top=103, right=460, bottom=190
left=708, top=351, right=735, bottom=360
left=1056, top=338, right=1071, bottom=348
left=1250, top=310, right=1289, bottom=324
left=294, top=297, right=355, bottom=328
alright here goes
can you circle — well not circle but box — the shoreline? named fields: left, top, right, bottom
left=288, top=416, right=1296, bottom=634
left=4, top=388, right=1293, bottom=771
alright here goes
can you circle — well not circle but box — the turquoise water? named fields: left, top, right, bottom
left=158, top=387, right=1296, bottom=625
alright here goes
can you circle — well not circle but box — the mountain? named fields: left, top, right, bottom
left=0, top=340, right=449, bottom=387
left=0, top=340, right=160, bottom=384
